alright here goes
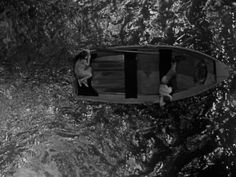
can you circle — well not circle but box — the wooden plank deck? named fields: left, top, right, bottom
left=92, top=55, right=125, bottom=93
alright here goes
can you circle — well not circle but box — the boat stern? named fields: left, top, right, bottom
left=215, top=61, right=231, bottom=83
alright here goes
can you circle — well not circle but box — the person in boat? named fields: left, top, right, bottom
left=73, top=49, right=98, bottom=96
left=159, top=59, right=177, bottom=106
left=74, top=49, right=92, bottom=87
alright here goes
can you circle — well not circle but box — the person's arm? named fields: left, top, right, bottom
left=87, top=50, right=91, bottom=65
left=161, top=62, right=176, bottom=84
left=83, top=49, right=91, bottom=65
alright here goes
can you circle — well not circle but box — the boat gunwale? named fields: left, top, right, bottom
left=76, top=83, right=218, bottom=104
left=95, top=45, right=225, bottom=64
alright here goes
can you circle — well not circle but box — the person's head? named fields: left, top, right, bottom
left=74, top=50, right=89, bottom=62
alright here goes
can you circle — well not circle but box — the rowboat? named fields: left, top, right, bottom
left=74, top=45, right=230, bottom=104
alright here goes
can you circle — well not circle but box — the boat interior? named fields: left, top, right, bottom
left=87, top=48, right=217, bottom=98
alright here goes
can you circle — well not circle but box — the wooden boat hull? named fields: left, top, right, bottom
left=74, top=45, right=230, bottom=104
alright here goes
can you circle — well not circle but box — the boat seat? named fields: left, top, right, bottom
left=159, top=49, right=172, bottom=81
left=124, top=53, right=137, bottom=98
left=92, top=55, right=124, bottom=93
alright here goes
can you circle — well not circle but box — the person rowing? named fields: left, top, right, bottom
left=159, top=61, right=177, bottom=106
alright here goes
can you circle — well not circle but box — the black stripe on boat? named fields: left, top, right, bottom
left=124, top=53, right=137, bottom=98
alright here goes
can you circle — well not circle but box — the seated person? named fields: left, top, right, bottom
left=74, top=49, right=98, bottom=96
left=74, top=49, right=92, bottom=87
left=159, top=61, right=176, bottom=106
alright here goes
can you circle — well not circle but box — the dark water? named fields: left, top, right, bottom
left=0, top=81, right=157, bottom=177
left=0, top=72, right=236, bottom=177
